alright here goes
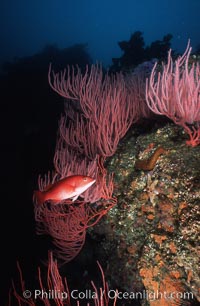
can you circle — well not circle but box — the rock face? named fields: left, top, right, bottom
left=89, top=122, right=200, bottom=306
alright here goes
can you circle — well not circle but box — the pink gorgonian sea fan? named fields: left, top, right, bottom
left=146, top=40, right=200, bottom=147
left=10, top=252, right=118, bottom=306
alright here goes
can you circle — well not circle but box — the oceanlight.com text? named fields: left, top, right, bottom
left=23, top=288, right=194, bottom=302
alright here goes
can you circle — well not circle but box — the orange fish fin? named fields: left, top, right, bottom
left=34, top=190, right=45, bottom=205
left=50, top=199, right=62, bottom=205
left=72, top=194, right=79, bottom=202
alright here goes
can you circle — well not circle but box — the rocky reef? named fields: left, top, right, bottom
left=89, top=121, right=200, bottom=306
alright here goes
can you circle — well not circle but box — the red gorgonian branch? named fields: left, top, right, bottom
left=146, top=41, right=200, bottom=147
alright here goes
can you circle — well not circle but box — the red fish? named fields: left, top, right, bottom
left=34, top=175, right=96, bottom=205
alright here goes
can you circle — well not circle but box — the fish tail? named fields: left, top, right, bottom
left=34, top=190, right=45, bottom=205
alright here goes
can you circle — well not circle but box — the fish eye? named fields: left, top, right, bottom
left=83, top=177, right=87, bottom=181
